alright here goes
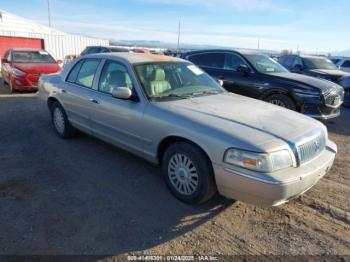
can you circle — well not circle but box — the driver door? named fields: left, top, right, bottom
left=221, top=53, right=262, bottom=98
left=89, top=60, right=147, bottom=155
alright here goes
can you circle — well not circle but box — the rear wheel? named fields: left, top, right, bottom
left=266, top=94, right=296, bottom=111
left=162, top=142, right=217, bottom=205
left=50, top=102, right=76, bottom=138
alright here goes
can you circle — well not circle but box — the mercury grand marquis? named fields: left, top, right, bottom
left=38, top=53, right=337, bottom=206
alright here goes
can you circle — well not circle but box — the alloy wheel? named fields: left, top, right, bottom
left=53, top=107, right=65, bottom=135
left=269, top=99, right=286, bottom=107
left=168, top=154, right=199, bottom=195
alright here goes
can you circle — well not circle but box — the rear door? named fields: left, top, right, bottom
left=60, top=58, right=102, bottom=133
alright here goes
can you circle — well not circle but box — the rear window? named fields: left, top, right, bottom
left=13, top=51, right=56, bottom=63
left=188, top=53, right=225, bottom=69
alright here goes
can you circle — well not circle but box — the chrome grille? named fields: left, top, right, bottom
left=323, top=87, right=343, bottom=108
left=297, top=132, right=326, bottom=165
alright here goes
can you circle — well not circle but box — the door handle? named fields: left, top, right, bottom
left=61, top=89, right=67, bottom=94
left=89, top=98, right=99, bottom=104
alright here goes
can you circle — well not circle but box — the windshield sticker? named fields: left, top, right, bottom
left=188, top=65, right=204, bottom=75
left=265, top=68, right=275, bottom=72
left=39, top=51, right=49, bottom=55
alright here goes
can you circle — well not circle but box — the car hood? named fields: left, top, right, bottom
left=13, top=63, right=61, bottom=74
left=270, top=72, right=337, bottom=92
left=307, top=69, right=350, bottom=77
left=154, top=93, right=324, bottom=151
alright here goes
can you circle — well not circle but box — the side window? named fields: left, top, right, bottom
left=67, top=60, right=84, bottom=83
left=284, top=56, right=294, bottom=69
left=342, top=60, right=350, bottom=67
left=278, top=56, right=286, bottom=64
left=188, top=53, right=224, bottom=69
left=98, top=60, right=133, bottom=94
left=87, top=47, right=101, bottom=54
left=3, top=50, right=8, bottom=60
left=100, top=48, right=110, bottom=53
left=6, top=51, right=11, bottom=61
left=224, top=53, right=246, bottom=71
left=75, top=59, right=101, bottom=88
left=293, top=57, right=302, bottom=67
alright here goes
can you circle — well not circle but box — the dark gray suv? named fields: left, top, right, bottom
left=80, top=46, right=129, bottom=56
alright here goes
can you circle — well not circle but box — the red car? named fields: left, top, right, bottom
left=1, top=48, right=62, bottom=93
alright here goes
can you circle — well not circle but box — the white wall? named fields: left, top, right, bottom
left=0, top=9, right=109, bottom=60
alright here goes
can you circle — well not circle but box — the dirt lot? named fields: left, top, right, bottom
left=0, top=80, right=349, bottom=257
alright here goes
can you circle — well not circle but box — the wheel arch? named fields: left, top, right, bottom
left=47, top=96, right=60, bottom=110
left=157, top=136, right=212, bottom=168
left=260, top=88, right=299, bottom=109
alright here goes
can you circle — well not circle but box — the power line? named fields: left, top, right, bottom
left=47, top=0, right=52, bottom=27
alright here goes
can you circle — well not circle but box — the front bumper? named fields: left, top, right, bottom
left=11, top=74, right=39, bottom=91
left=214, top=140, right=337, bottom=207
left=344, top=88, right=350, bottom=107
left=301, top=103, right=341, bottom=120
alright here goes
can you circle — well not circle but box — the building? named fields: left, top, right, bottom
left=0, top=9, right=109, bottom=66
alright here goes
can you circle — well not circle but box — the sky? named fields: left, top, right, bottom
left=1, top=0, right=349, bottom=52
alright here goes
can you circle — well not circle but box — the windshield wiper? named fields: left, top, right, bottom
left=151, top=94, right=191, bottom=100
left=188, top=90, right=220, bottom=96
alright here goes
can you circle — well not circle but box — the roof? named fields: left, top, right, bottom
left=10, top=48, right=44, bottom=51
left=87, top=52, right=185, bottom=64
left=299, top=55, right=329, bottom=59
left=181, top=49, right=260, bottom=57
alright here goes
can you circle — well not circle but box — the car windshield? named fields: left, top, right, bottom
left=13, top=51, right=56, bottom=63
left=134, top=62, right=224, bottom=101
left=303, top=57, right=338, bottom=70
left=244, top=54, right=288, bottom=73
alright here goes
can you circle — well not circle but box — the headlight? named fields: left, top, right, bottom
left=224, top=148, right=293, bottom=172
left=12, top=67, right=26, bottom=76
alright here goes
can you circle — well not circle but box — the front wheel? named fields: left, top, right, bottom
left=265, top=94, right=296, bottom=111
left=50, top=102, right=76, bottom=138
left=162, top=142, right=217, bottom=205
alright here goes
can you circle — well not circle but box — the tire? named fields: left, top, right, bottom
left=162, top=142, right=217, bottom=205
left=0, top=78, right=6, bottom=87
left=9, top=80, right=14, bottom=94
left=50, top=102, right=76, bottom=138
left=265, top=94, right=296, bottom=111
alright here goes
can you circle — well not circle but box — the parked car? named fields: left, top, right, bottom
left=336, top=58, right=350, bottom=73
left=1, top=48, right=62, bottom=93
left=330, top=58, right=342, bottom=65
left=278, top=54, right=350, bottom=108
left=38, top=53, right=337, bottom=207
left=181, top=50, right=344, bottom=120
left=131, top=48, right=150, bottom=54
left=80, top=46, right=129, bottom=56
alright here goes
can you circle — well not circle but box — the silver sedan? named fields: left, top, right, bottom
left=39, top=53, right=337, bottom=206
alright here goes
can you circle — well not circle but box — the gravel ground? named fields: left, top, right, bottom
left=0, top=81, right=349, bottom=257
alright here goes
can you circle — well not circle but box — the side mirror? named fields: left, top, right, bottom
left=57, top=59, right=63, bottom=65
left=1, top=58, right=8, bottom=64
left=237, top=64, right=250, bottom=74
left=112, top=87, right=132, bottom=100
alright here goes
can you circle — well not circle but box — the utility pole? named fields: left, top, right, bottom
left=47, top=0, right=52, bottom=27
left=258, top=38, right=260, bottom=50
left=177, top=21, right=181, bottom=55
